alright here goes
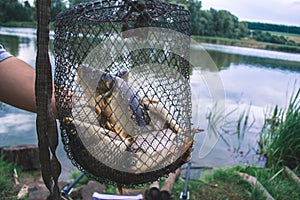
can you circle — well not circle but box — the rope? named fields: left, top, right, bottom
left=36, top=0, right=61, bottom=199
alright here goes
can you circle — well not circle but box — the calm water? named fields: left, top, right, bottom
left=0, top=27, right=299, bottom=180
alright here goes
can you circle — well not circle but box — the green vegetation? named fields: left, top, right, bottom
left=0, top=0, right=67, bottom=25
left=170, top=1, right=300, bottom=51
left=0, top=158, right=20, bottom=199
left=247, top=21, right=300, bottom=35
left=0, top=21, right=37, bottom=28
left=193, top=35, right=300, bottom=53
left=252, top=30, right=299, bottom=46
left=234, top=166, right=300, bottom=200
left=70, top=171, right=89, bottom=186
left=173, top=166, right=264, bottom=200
left=0, top=1, right=34, bottom=24
left=172, top=165, right=300, bottom=199
left=169, top=1, right=248, bottom=38
left=260, top=88, right=300, bottom=175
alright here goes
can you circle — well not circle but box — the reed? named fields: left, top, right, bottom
left=260, top=88, right=300, bottom=174
left=206, top=102, right=255, bottom=159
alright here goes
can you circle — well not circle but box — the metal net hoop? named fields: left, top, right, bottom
left=54, top=0, right=193, bottom=185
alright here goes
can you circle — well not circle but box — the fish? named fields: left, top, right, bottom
left=77, top=65, right=149, bottom=141
left=70, top=65, right=199, bottom=173
left=142, top=97, right=183, bottom=134
left=128, top=98, right=198, bottom=173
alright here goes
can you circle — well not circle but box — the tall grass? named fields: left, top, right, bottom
left=260, top=88, right=300, bottom=173
left=172, top=165, right=300, bottom=199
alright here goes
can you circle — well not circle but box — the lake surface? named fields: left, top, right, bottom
left=0, top=27, right=299, bottom=180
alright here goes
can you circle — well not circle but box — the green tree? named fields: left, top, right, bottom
left=196, top=8, right=249, bottom=39
left=251, top=30, right=296, bottom=45
left=0, top=0, right=34, bottom=23
left=51, top=0, right=67, bottom=21
left=238, top=22, right=249, bottom=38
left=188, top=0, right=202, bottom=35
left=168, top=0, right=202, bottom=35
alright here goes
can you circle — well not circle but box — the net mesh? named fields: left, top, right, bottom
left=54, top=0, right=193, bottom=185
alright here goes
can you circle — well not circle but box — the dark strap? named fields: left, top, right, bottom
left=36, top=0, right=61, bottom=199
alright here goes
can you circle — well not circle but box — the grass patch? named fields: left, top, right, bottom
left=0, top=158, right=21, bottom=199
left=234, top=165, right=300, bottom=200
left=172, top=167, right=257, bottom=200
left=171, top=165, right=300, bottom=200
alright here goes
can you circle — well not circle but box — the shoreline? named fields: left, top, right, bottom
left=1, top=23, right=300, bottom=54
left=192, top=35, right=300, bottom=54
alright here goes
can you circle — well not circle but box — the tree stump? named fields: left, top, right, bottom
left=0, top=145, right=40, bottom=171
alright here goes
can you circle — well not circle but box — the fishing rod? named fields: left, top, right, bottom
left=61, top=172, right=85, bottom=198
left=180, top=161, right=191, bottom=200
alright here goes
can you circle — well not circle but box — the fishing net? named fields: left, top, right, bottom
left=54, top=0, right=194, bottom=185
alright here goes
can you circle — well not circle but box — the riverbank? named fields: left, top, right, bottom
left=1, top=158, right=299, bottom=199
left=192, top=35, right=300, bottom=53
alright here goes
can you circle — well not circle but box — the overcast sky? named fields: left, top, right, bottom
left=201, top=0, right=300, bottom=26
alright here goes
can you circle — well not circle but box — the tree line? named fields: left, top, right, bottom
left=168, top=0, right=299, bottom=46
left=0, top=0, right=82, bottom=23
left=247, top=22, right=300, bottom=35
left=1, top=0, right=299, bottom=46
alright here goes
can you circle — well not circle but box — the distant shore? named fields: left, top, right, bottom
left=1, top=22, right=300, bottom=54
left=193, top=35, right=300, bottom=54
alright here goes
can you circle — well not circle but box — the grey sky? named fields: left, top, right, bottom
left=201, top=0, right=300, bottom=26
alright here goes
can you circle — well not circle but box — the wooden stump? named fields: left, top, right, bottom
left=0, top=145, right=40, bottom=171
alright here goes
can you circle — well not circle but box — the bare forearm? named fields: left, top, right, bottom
left=0, top=56, right=56, bottom=115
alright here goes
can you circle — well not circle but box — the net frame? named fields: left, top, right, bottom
left=54, top=0, right=192, bottom=185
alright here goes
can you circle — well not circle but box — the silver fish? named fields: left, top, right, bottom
left=77, top=65, right=148, bottom=141
left=70, top=65, right=198, bottom=173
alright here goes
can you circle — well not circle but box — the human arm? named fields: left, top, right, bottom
left=0, top=56, right=57, bottom=116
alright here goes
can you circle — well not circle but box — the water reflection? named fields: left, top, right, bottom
left=0, top=34, right=20, bottom=56
left=207, top=49, right=300, bottom=72
left=200, top=43, right=300, bottom=63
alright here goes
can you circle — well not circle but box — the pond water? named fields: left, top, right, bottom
left=0, top=27, right=299, bottom=180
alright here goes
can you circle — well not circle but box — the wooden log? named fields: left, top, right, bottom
left=234, top=171, right=274, bottom=200
left=285, top=166, right=300, bottom=189
left=161, top=169, right=181, bottom=194
left=146, top=181, right=160, bottom=200
left=0, top=145, right=40, bottom=171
